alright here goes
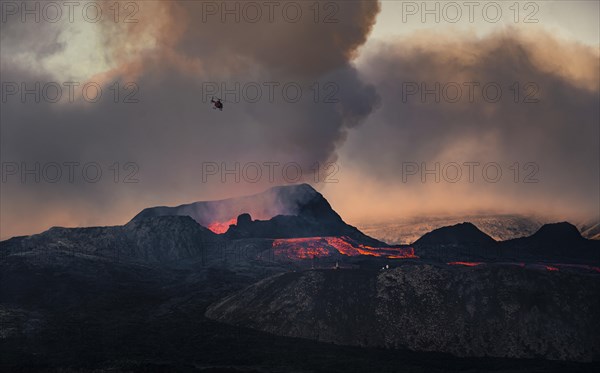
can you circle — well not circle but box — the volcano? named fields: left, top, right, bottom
left=133, top=184, right=386, bottom=246
left=1, top=184, right=392, bottom=267
left=132, top=183, right=328, bottom=229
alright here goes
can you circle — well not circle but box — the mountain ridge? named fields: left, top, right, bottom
left=2, top=184, right=598, bottom=265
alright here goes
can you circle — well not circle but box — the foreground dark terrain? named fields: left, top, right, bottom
left=2, top=185, right=599, bottom=372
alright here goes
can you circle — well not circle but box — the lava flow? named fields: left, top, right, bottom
left=207, top=218, right=237, bottom=234
left=447, top=262, right=483, bottom=267
left=272, top=236, right=417, bottom=260
left=272, top=237, right=335, bottom=259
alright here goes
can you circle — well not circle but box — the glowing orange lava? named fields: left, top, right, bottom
left=207, top=218, right=237, bottom=234
left=272, top=237, right=335, bottom=259
left=271, top=236, right=417, bottom=260
left=447, top=261, right=482, bottom=267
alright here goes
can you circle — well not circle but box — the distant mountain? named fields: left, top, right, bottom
left=411, top=221, right=600, bottom=264
left=357, top=214, right=546, bottom=244
left=411, top=222, right=497, bottom=261
left=577, top=219, right=600, bottom=240
left=499, top=222, right=600, bottom=262
left=414, top=222, right=496, bottom=246
left=358, top=215, right=600, bottom=245
left=206, top=265, right=600, bottom=362
left=529, top=222, right=585, bottom=244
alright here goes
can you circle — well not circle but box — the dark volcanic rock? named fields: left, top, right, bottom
left=1, top=216, right=221, bottom=265
left=224, top=213, right=385, bottom=246
left=5, top=252, right=592, bottom=373
left=122, top=216, right=221, bottom=262
left=206, top=264, right=600, bottom=362
left=236, top=213, right=253, bottom=227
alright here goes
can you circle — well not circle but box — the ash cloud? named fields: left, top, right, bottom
left=336, top=28, right=599, bottom=222
left=0, top=0, right=381, bottom=238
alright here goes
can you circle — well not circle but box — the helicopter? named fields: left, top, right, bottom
left=210, top=97, right=224, bottom=111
